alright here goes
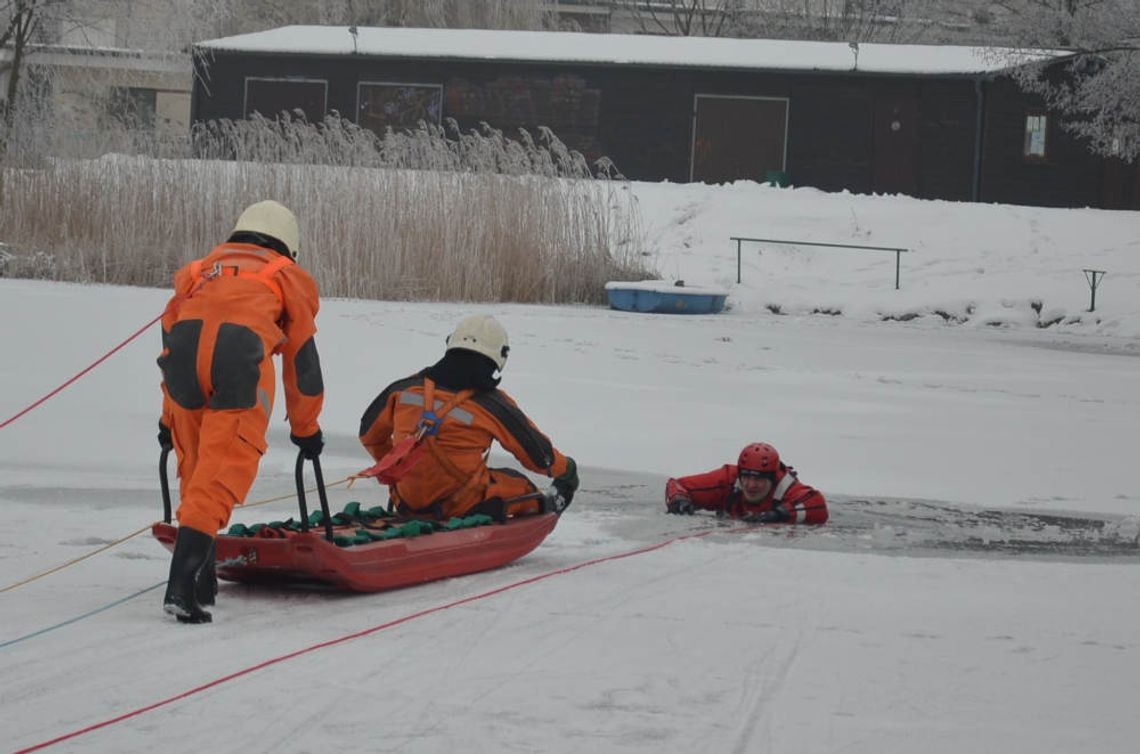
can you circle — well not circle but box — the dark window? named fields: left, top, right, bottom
left=1109, top=127, right=1133, bottom=159
left=357, top=82, right=443, bottom=135
left=108, top=87, right=156, bottom=129
left=1023, top=113, right=1048, bottom=160
left=244, top=78, right=327, bottom=123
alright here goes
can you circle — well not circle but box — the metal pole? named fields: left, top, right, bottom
left=310, top=454, right=335, bottom=542
left=295, top=452, right=310, bottom=532
left=1083, top=269, right=1106, bottom=312
left=294, top=451, right=335, bottom=541
left=728, top=237, right=907, bottom=289
left=159, top=447, right=172, bottom=523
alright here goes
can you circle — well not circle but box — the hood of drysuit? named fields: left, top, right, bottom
left=423, top=349, right=501, bottom=392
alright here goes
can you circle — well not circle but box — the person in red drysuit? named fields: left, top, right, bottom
left=665, top=442, right=828, bottom=524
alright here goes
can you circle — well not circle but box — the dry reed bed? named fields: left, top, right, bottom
left=0, top=155, right=651, bottom=303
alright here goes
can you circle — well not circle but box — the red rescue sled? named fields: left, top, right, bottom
left=151, top=450, right=567, bottom=592
left=151, top=512, right=558, bottom=592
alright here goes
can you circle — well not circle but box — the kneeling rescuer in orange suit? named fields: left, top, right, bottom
left=157, top=200, right=325, bottom=623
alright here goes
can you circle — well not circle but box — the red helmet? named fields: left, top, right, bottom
left=738, top=443, right=780, bottom=475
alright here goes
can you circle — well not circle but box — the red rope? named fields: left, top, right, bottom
left=0, top=312, right=163, bottom=430
left=14, top=527, right=717, bottom=753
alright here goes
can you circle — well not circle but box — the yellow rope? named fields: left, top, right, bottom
left=0, top=477, right=352, bottom=594
left=241, top=476, right=351, bottom=510
left=0, top=525, right=152, bottom=594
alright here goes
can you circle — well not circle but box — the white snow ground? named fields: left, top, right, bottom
left=2, top=180, right=1139, bottom=753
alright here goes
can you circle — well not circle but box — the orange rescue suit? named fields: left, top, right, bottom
left=158, top=243, right=324, bottom=535
left=358, top=377, right=571, bottom=519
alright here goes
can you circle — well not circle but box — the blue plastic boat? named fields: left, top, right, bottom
left=605, top=280, right=728, bottom=314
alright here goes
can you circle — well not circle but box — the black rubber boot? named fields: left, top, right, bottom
left=195, top=539, right=217, bottom=607
left=163, top=526, right=214, bottom=624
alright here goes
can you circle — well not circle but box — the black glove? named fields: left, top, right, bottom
left=666, top=496, right=695, bottom=515
left=552, top=457, right=579, bottom=504
left=290, top=430, right=324, bottom=459
left=158, top=421, right=173, bottom=452
left=744, top=504, right=789, bottom=524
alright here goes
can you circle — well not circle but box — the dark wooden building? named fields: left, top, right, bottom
left=191, top=26, right=1137, bottom=210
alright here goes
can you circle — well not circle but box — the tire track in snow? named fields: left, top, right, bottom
left=729, top=615, right=808, bottom=754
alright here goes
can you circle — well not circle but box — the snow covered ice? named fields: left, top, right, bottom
left=2, top=179, right=1139, bottom=753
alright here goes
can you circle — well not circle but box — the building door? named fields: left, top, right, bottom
left=691, top=95, right=788, bottom=183
left=872, top=95, right=920, bottom=196
left=1101, top=157, right=1140, bottom=209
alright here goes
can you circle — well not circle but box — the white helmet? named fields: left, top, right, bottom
left=232, top=200, right=300, bottom=258
left=446, top=315, right=510, bottom=370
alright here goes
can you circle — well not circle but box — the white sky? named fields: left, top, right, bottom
left=2, top=178, right=1138, bottom=753
left=197, top=25, right=1056, bottom=75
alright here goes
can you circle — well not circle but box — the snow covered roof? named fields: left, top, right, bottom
left=196, top=26, right=1057, bottom=77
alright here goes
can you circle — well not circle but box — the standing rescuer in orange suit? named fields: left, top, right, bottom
left=157, top=200, right=325, bottom=623
left=358, top=314, right=578, bottom=521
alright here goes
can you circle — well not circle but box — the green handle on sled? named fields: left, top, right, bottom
left=159, top=447, right=172, bottom=524
left=295, top=451, right=335, bottom=542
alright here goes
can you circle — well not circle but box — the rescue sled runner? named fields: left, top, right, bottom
left=152, top=450, right=567, bottom=592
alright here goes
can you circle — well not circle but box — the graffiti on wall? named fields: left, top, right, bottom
left=445, top=75, right=601, bottom=129
left=358, top=83, right=443, bottom=134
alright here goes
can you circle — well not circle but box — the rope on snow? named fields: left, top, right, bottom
left=1, top=312, right=165, bottom=430
left=0, top=478, right=351, bottom=594
left=13, top=526, right=724, bottom=753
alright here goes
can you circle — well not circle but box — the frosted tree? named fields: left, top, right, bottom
left=1, top=0, right=136, bottom=156
left=2, top=1, right=74, bottom=131
left=121, top=0, right=554, bottom=48
left=740, top=1, right=918, bottom=42
left=293, top=0, right=555, bottom=30
left=994, top=0, right=1140, bottom=160
left=351, top=0, right=556, bottom=29
left=618, top=1, right=921, bottom=42
left=0, top=1, right=38, bottom=135
left=622, top=0, right=747, bottom=37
